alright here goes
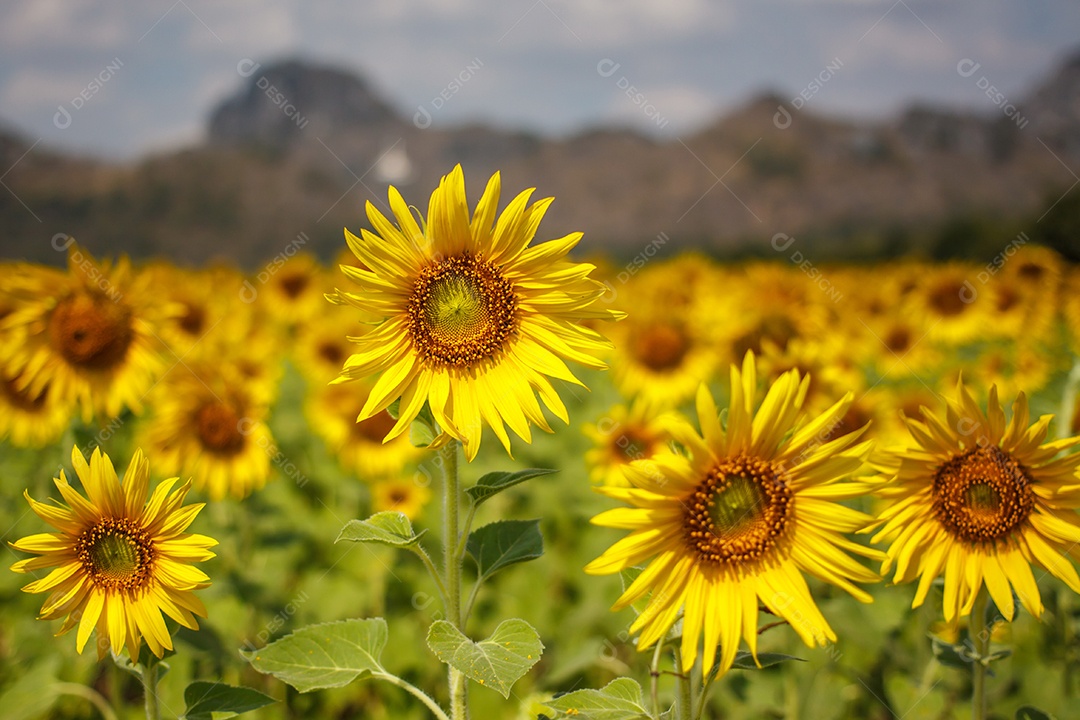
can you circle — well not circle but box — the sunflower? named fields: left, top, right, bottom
left=328, top=165, right=621, bottom=461
left=608, top=312, right=719, bottom=407
left=2, top=246, right=165, bottom=421
left=583, top=399, right=673, bottom=487
left=9, top=446, right=216, bottom=658
left=293, top=305, right=371, bottom=385
left=585, top=352, right=881, bottom=676
left=869, top=379, right=1080, bottom=624
left=372, top=478, right=432, bottom=520
left=148, top=263, right=251, bottom=359
left=261, top=253, right=327, bottom=330
left=140, top=362, right=273, bottom=500
left=0, top=377, right=71, bottom=448
left=902, top=262, right=992, bottom=346
left=305, top=381, right=424, bottom=479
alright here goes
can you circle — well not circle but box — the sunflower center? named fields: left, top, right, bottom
left=733, top=314, right=798, bottom=358
left=2, top=377, right=47, bottom=412
left=928, top=281, right=967, bottom=317
left=684, top=456, right=792, bottom=565
left=1017, top=262, right=1044, bottom=281
left=885, top=326, right=911, bottom=353
left=352, top=409, right=398, bottom=443
left=318, top=340, right=347, bottom=367
left=195, top=401, right=246, bottom=455
left=178, top=302, right=206, bottom=336
left=76, top=518, right=154, bottom=591
left=407, top=253, right=517, bottom=368
left=48, top=293, right=134, bottom=370
left=279, top=272, right=310, bottom=299
left=613, top=428, right=653, bottom=462
left=995, top=288, right=1020, bottom=313
left=632, top=323, right=689, bottom=371
left=933, top=446, right=1035, bottom=543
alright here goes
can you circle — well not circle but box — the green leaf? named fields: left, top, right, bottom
left=426, top=618, right=543, bottom=698
left=465, top=468, right=557, bottom=506
left=732, top=651, right=806, bottom=670
left=545, top=678, right=650, bottom=719
left=183, top=682, right=276, bottom=720
left=930, top=637, right=973, bottom=669
left=242, top=618, right=387, bottom=692
left=410, top=419, right=437, bottom=447
left=466, top=519, right=543, bottom=582
left=1016, top=707, right=1057, bottom=720
left=336, top=512, right=426, bottom=548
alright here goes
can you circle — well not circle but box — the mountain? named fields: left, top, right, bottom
left=2, top=54, right=1079, bottom=267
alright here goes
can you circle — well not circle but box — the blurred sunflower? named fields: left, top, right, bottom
left=3, top=246, right=165, bottom=421
left=869, top=380, right=1080, bottom=624
left=305, top=382, right=423, bottom=479
left=293, top=305, right=371, bottom=385
left=586, top=352, right=881, bottom=676
left=583, top=399, right=673, bottom=487
left=141, top=362, right=273, bottom=500
left=10, top=446, right=216, bottom=658
left=372, top=478, right=432, bottom=520
left=0, top=377, right=70, bottom=448
left=262, top=253, right=327, bottom=329
left=904, top=263, right=991, bottom=346
left=328, top=165, right=622, bottom=461
left=609, top=315, right=718, bottom=407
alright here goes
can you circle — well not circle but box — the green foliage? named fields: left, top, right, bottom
left=242, top=618, right=388, bottom=693
left=466, top=468, right=558, bottom=506
left=544, top=678, right=651, bottom=719
left=466, top=519, right=544, bottom=582
left=426, top=618, right=543, bottom=698
left=182, top=681, right=276, bottom=719
left=336, top=512, right=427, bottom=548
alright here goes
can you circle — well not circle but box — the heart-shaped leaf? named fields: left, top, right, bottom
left=336, top=512, right=426, bottom=548
left=466, top=520, right=543, bottom=582
left=242, top=619, right=387, bottom=692
left=466, top=468, right=557, bottom=506
left=426, top=618, right=543, bottom=698
left=544, top=678, right=650, bottom=719
left=182, top=682, right=275, bottom=720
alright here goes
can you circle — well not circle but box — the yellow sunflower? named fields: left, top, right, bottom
left=902, top=262, right=992, bottom=346
left=261, top=253, right=327, bottom=329
left=2, top=246, right=165, bottom=421
left=583, top=399, right=673, bottom=487
left=305, top=382, right=423, bottom=480
left=10, top=446, right=216, bottom=658
left=585, top=352, right=881, bottom=676
left=608, top=314, right=718, bottom=407
left=141, top=362, right=273, bottom=500
left=0, top=377, right=71, bottom=448
left=869, top=379, right=1080, bottom=624
left=328, top=165, right=622, bottom=461
left=372, top=478, right=432, bottom=520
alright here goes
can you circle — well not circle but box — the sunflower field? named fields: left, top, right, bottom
left=2, top=165, right=1079, bottom=720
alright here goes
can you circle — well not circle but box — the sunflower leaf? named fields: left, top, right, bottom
left=410, top=419, right=437, bottom=447
left=241, top=618, right=387, bottom=692
left=335, top=512, right=427, bottom=548
left=544, top=678, right=650, bottom=719
left=1016, top=707, right=1057, bottom=720
left=466, top=468, right=557, bottom=506
left=466, top=519, right=543, bottom=582
left=930, top=637, right=974, bottom=668
left=426, top=618, right=543, bottom=698
left=732, top=651, right=806, bottom=669
left=182, top=682, right=275, bottom=720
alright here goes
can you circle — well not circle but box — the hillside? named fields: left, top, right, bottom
left=2, top=53, right=1079, bottom=267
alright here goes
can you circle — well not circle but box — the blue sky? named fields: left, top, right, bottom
left=1, top=0, right=1077, bottom=160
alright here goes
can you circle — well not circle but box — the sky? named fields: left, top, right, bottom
left=1, top=0, right=1078, bottom=161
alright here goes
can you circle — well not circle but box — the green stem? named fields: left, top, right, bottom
left=439, top=440, right=467, bottom=720
left=971, top=590, right=989, bottom=720
left=694, top=668, right=716, bottom=720
left=674, top=650, right=692, bottom=720
left=412, top=545, right=449, bottom=611
left=462, top=579, right=482, bottom=628
left=1058, top=358, right=1080, bottom=440
left=650, top=641, right=664, bottom=719
left=52, top=682, right=120, bottom=720
left=372, top=671, right=452, bottom=720
left=141, top=662, right=160, bottom=720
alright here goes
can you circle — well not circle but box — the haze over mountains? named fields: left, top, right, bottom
left=2, top=50, right=1079, bottom=267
